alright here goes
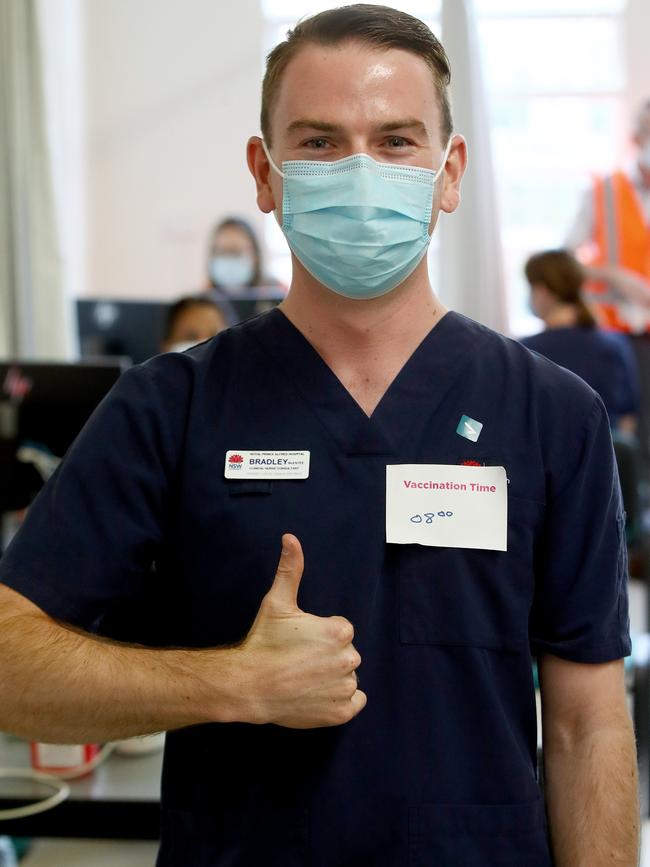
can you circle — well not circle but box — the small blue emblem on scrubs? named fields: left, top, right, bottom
left=456, top=415, right=483, bottom=442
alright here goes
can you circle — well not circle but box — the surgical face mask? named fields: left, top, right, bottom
left=209, top=254, right=255, bottom=292
left=263, top=138, right=452, bottom=300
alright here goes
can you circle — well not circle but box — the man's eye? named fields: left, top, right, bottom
left=386, top=136, right=409, bottom=148
left=304, top=138, right=329, bottom=149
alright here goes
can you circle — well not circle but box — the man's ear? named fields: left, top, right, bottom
left=439, top=134, right=468, bottom=215
left=247, top=136, right=277, bottom=214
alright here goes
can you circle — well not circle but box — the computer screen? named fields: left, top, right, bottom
left=0, top=359, right=127, bottom=543
left=77, top=299, right=170, bottom=365
left=220, top=289, right=285, bottom=324
left=77, top=293, right=285, bottom=365
left=0, top=359, right=127, bottom=458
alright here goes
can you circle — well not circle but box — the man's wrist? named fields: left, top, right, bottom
left=189, top=643, right=265, bottom=726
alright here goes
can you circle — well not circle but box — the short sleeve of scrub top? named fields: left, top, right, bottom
left=529, top=393, right=630, bottom=663
left=0, top=356, right=191, bottom=634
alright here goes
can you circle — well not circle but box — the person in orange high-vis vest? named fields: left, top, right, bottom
left=566, top=101, right=650, bottom=334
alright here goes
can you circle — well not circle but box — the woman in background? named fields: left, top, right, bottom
left=161, top=296, right=227, bottom=353
left=205, top=216, right=285, bottom=324
left=207, top=217, right=263, bottom=295
left=521, top=249, right=640, bottom=434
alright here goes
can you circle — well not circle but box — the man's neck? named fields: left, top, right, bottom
left=277, top=259, right=447, bottom=416
left=280, top=261, right=445, bottom=358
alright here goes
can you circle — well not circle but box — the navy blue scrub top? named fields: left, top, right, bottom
left=520, top=326, right=640, bottom=427
left=0, top=309, right=631, bottom=867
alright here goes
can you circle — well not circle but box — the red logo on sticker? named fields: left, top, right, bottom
left=228, top=454, right=244, bottom=463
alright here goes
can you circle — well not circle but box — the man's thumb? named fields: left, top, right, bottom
left=267, top=533, right=304, bottom=611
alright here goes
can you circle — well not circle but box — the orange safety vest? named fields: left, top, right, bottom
left=584, top=171, right=650, bottom=332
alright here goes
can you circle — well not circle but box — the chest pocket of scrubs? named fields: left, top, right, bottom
left=398, top=494, right=544, bottom=651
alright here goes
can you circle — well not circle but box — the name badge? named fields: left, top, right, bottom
left=225, top=450, right=310, bottom=479
left=386, top=464, right=507, bottom=551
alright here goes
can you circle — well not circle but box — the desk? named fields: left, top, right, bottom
left=0, top=734, right=162, bottom=840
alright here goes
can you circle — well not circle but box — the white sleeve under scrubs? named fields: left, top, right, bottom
left=0, top=308, right=630, bottom=867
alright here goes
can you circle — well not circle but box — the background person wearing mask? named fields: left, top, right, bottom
left=161, top=295, right=227, bottom=353
left=521, top=249, right=640, bottom=435
left=0, top=6, right=638, bottom=866
left=207, top=215, right=284, bottom=297
left=566, top=100, right=650, bottom=334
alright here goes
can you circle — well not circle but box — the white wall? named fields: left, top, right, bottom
left=624, top=0, right=650, bottom=131
left=84, top=0, right=264, bottom=300
left=38, top=0, right=83, bottom=354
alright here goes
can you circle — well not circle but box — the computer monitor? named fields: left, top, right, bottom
left=77, top=299, right=170, bottom=365
left=221, top=289, right=285, bottom=324
left=0, top=359, right=127, bottom=461
left=0, top=358, right=127, bottom=542
left=77, top=293, right=285, bottom=365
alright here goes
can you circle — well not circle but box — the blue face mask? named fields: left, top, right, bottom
left=263, top=138, right=451, bottom=300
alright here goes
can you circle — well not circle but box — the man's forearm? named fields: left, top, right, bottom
left=0, top=539, right=368, bottom=741
left=543, top=723, right=639, bottom=866
left=0, top=608, right=247, bottom=743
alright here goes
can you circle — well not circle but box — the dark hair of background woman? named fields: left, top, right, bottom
left=525, top=249, right=596, bottom=329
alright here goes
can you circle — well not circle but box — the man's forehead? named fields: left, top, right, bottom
left=272, top=42, right=438, bottom=133
left=280, top=40, right=434, bottom=86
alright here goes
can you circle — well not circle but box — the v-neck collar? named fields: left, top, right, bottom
left=246, top=307, right=490, bottom=457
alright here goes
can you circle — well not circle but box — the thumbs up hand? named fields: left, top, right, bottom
left=239, top=534, right=367, bottom=729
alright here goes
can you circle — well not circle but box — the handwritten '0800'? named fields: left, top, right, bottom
left=410, top=511, right=454, bottom=524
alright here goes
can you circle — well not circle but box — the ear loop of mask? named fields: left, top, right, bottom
left=262, top=139, right=285, bottom=178
left=435, top=136, right=454, bottom=182
left=261, top=137, right=454, bottom=181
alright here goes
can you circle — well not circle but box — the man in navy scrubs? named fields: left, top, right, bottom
left=0, top=6, right=639, bottom=865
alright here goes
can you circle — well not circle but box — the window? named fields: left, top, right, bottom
left=261, top=1, right=627, bottom=334
left=476, top=0, right=627, bottom=333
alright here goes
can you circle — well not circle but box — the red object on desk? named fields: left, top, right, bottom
left=30, top=742, right=99, bottom=775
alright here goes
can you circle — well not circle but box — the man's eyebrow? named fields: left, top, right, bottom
left=376, top=119, right=429, bottom=135
left=285, top=118, right=430, bottom=136
left=286, top=119, right=343, bottom=135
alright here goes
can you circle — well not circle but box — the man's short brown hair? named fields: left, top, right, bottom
left=261, top=4, right=453, bottom=147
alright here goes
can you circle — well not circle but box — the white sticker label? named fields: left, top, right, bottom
left=225, top=450, right=310, bottom=479
left=386, top=464, right=508, bottom=551
left=35, top=743, right=85, bottom=769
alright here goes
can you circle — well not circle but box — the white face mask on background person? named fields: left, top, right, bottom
left=209, top=254, right=255, bottom=292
